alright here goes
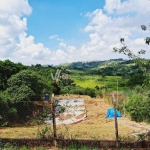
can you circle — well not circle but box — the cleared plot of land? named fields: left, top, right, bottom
left=56, top=95, right=133, bottom=140
left=0, top=95, right=150, bottom=140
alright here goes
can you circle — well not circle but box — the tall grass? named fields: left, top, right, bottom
left=72, top=75, right=127, bottom=92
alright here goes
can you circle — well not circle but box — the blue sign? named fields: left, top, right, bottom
left=44, top=94, right=49, bottom=100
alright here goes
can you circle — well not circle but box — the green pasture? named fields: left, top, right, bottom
left=68, top=69, right=85, bottom=74
left=71, top=75, right=127, bottom=91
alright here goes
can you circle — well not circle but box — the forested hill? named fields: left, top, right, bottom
left=59, top=59, right=140, bottom=77
left=60, top=58, right=131, bottom=70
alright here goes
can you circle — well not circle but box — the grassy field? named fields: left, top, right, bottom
left=0, top=95, right=142, bottom=140
left=72, top=75, right=127, bottom=91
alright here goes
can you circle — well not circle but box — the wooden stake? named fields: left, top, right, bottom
left=112, top=94, right=119, bottom=148
left=117, top=80, right=118, bottom=104
left=124, top=100, right=126, bottom=117
left=51, top=93, right=57, bottom=146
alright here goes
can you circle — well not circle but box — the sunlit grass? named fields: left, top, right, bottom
left=72, top=75, right=125, bottom=91
left=0, top=95, right=138, bottom=140
left=56, top=95, right=135, bottom=140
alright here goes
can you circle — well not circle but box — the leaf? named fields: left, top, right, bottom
left=145, top=37, right=150, bottom=45
left=120, top=38, right=124, bottom=43
left=141, top=25, right=147, bottom=31
left=138, top=49, right=146, bottom=54
left=113, top=47, right=118, bottom=52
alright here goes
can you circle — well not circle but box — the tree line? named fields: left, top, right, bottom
left=0, top=60, right=97, bottom=126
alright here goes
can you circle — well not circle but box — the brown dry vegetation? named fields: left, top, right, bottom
left=56, top=95, right=134, bottom=140
left=1, top=94, right=150, bottom=140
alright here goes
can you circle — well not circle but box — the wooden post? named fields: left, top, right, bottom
left=112, top=94, right=119, bottom=148
left=51, top=93, right=57, bottom=145
left=124, top=100, right=126, bottom=117
left=117, top=80, right=118, bottom=104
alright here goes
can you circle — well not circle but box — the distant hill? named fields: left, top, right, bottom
left=59, top=59, right=132, bottom=70
left=58, top=59, right=139, bottom=77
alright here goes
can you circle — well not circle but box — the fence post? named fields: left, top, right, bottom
left=124, top=100, right=126, bottom=117
left=112, top=94, right=119, bottom=149
left=51, top=93, right=57, bottom=146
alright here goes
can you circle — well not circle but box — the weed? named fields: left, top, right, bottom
left=0, top=142, right=47, bottom=150
left=38, top=126, right=51, bottom=139
left=19, top=146, right=30, bottom=150
left=36, top=147, right=46, bottom=150
left=0, top=140, right=4, bottom=149
left=59, top=143, right=98, bottom=150
left=137, top=133, right=146, bottom=141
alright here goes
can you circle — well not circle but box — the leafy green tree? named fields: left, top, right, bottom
left=83, top=88, right=96, bottom=97
left=69, top=86, right=84, bottom=95
left=126, top=92, right=150, bottom=122
left=0, top=91, right=18, bottom=126
left=0, top=91, right=9, bottom=126
left=127, top=74, right=147, bottom=87
left=6, top=70, right=52, bottom=102
left=0, top=60, right=27, bottom=91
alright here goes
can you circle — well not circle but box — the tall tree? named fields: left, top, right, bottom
left=0, top=60, right=27, bottom=91
left=6, top=70, right=52, bottom=102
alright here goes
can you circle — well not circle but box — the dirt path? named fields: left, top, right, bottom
left=118, top=117, right=150, bottom=133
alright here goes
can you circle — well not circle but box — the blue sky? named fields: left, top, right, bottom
left=26, top=0, right=105, bottom=49
left=0, top=0, right=150, bottom=65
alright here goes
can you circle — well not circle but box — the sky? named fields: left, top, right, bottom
left=0, top=0, right=150, bottom=65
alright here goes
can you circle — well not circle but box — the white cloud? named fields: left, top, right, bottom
left=81, top=0, right=150, bottom=60
left=104, top=0, right=150, bottom=15
left=13, top=32, right=51, bottom=64
left=59, top=42, right=76, bottom=53
left=55, top=49, right=68, bottom=60
left=0, top=0, right=32, bottom=59
left=13, top=33, right=70, bottom=65
left=59, top=42, right=67, bottom=48
left=68, top=46, right=76, bottom=53
left=0, top=0, right=150, bottom=65
left=0, top=0, right=32, bottom=17
left=104, top=0, right=121, bottom=14
left=49, top=35, right=63, bottom=41
left=0, top=0, right=66, bottom=65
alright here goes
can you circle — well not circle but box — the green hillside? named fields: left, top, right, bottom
left=60, top=59, right=138, bottom=77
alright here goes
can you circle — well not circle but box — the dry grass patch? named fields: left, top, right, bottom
left=0, top=94, right=146, bottom=140
left=0, top=126, right=38, bottom=138
left=55, top=95, right=135, bottom=140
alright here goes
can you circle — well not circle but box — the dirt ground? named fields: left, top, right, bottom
left=1, top=95, right=150, bottom=140
left=56, top=95, right=150, bottom=140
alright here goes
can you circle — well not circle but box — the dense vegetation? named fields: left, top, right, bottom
left=0, top=60, right=100, bottom=126
left=0, top=61, right=65, bottom=126
left=61, top=58, right=150, bottom=123
left=113, top=22, right=150, bottom=123
left=62, top=59, right=141, bottom=77
left=0, top=57, right=149, bottom=126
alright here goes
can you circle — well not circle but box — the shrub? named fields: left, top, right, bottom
left=125, top=93, right=150, bottom=122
